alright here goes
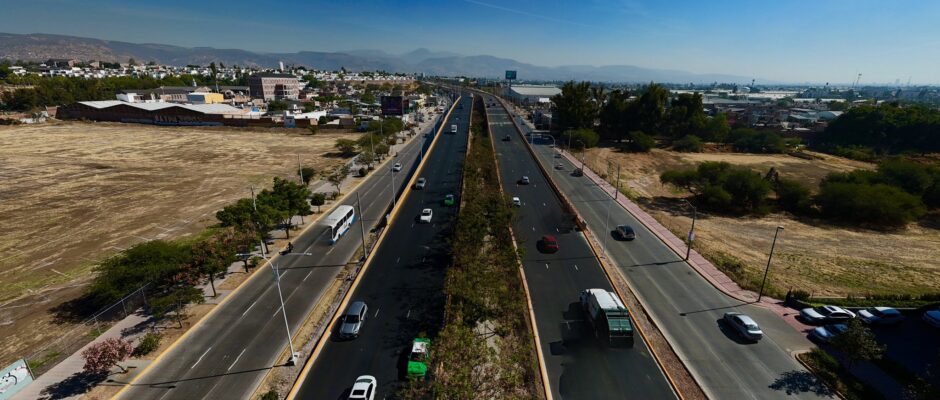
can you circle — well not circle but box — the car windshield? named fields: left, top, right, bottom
left=868, top=308, right=884, bottom=317
left=816, top=307, right=834, bottom=316
left=352, top=389, right=365, bottom=396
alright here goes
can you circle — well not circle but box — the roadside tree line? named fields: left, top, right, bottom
left=660, top=158, right=940, bottom=229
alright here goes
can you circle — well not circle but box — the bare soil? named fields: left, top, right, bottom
left=0, top=121, right=350, bottom=366
left=586, top=147, right=940, bottom=297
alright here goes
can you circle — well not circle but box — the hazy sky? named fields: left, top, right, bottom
left=3, top=0, right=940, bottom=84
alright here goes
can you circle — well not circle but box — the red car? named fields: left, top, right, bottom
left=538, top=235, right=559, bottom=253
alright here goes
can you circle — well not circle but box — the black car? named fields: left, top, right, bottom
left=503, top=135, right=511, bottom=141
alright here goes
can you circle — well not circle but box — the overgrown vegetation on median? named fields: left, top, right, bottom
left=400, top=95, right=541, bottom=399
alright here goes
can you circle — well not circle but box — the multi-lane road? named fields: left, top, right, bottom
left=290, top=94, right=472, bottom=399
left=502, top=101, right=829, bottom=399
left=114, top=95, right=455, bottom=400
left=485, top=97, right=678, bottom=399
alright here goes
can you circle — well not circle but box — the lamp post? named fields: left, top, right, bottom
left=576, top=139, right=586, bottom=175
left=684, top=200, right=697, bottom=261
left=259, top=243, right=297, bottom=366
left=757, top=226, right=784, bottom=302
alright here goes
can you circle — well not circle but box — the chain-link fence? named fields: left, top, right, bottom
left=25, top=283, right=150, bottom=376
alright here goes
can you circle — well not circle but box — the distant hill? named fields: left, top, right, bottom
left=0, top=32, right=753, bottom=83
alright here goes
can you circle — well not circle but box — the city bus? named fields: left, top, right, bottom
left=324, top=205, right=356, bottom=244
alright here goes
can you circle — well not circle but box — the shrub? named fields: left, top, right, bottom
left=816, top=182, right=926, bottom=228
left=358, top=167, right=368, bottom=177
left=260, top=390, right=279, bottom=400
left=562, top=128, right=600, bottom=149
left=673, top=135, right=703, bottom=152
left=133, top=332, right=163, bottom=357
left=733, top=130, right=786, bottom=153
left=625, top=130, right=654, bottom=152
left=775, top=178, right=813, bottom=213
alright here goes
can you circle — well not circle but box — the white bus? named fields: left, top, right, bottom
left=324, top=205, right=356, bottom=244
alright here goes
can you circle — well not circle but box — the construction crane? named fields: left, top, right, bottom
left=852, top=73, right=862, bottom=89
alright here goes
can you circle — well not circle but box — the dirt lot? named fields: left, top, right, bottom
left=584, top=147, right=940, bottom=297
left=0, top=121, right=349, bottom=365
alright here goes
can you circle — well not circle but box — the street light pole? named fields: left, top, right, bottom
left=685, top=201, right=697, bottom=261
left=297, top=154, right=303, bottom=184
left=260, top=243, right=297, bottom=366
left=356, top=191, right=368, bottom=259
left=757, top=226, right=785, bottom=302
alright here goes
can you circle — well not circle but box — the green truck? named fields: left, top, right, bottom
left=580, top=288, right=634, bottom=347
left=407, top=338, right=431, bottom=378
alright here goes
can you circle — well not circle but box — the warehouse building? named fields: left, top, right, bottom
left=504, top=85, right=561, bottom=104
left=58, top=100, right=254, bottom=126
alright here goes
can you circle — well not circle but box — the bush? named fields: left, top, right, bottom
left=562, top=128, right=600, bottom=149
left=133, top=332, right=163, bottom=356
left=816, top=182, right=926, bottom=228
left=358, top=167, right=368, bottom=177
left=733, top=130, right=786, bottom=153
left=260, top=390, right=279, bottom=400
left=661, top=162, right=771, bottom=213
left=624, top=130, right=654, bottom=152
left=673, top=135, right=703, bottom=152
left=775, top=178, right=812, bottom=213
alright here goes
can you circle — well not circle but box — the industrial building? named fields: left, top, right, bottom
left=504, top=85, right=561, bottom=104
left=57, top=100, right=270, bottom=126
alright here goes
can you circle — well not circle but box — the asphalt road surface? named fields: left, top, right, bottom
left=485, top=98, right=678, bottom=400
left=116, top=96, right=456, bottom=400
left=510, top=108, right=831, bottom=399
left=291, top=94, right=473, bottom=399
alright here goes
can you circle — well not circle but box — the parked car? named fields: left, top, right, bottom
left=348, top=375, right=376, bottom=400
left=339, top=301, right=368, bottom=339
left=809, top=324, right=848, bottom=343
left=923, top=309, right=940, bottom=328
left=518, top=176, right=530, bottom=185
left=419, top=208, right=433, bottom=223
left=443, top=194, right=455, bottom=207
left=538, top=235, right=559, bottom=253
left=503, top=135, right=511, bottom=141
left=858, top=307, right=905, bottom=325
left=723, top=312, right=763, bottom=341
left=392, top=162, right=402, bottom=172
left=800, top=305, right=856, bottom=325
left=615, top=225, right=636, bottom=240
left=414, top=177, right=427, bottom=190
left=512, top=197, right=521, bottom=207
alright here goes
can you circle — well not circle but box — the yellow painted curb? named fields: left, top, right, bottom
left=481, top=93, right=553, bottom=400
left=112, top=108, right=431, bottom=400
left=285, top=94, right=463, bottom=400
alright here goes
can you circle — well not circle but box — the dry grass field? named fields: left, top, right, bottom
left=584, top=147, right=940, bottom=297
left=0, top=121, right=348, bottom=364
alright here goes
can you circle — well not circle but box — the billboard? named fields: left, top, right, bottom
left=381, top=95, right=404, bottom=116
left=505, top=70, right=517, bottom=80
left=0, top=359, right=32, bottom=400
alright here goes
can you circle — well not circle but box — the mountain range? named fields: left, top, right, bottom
left=0, top=32, right=752, bottom=83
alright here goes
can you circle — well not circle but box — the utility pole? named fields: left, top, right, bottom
left=260, top=244, right=297, bottom=366
left=685, top=201, right=697, bottom=261
left=757, top=226, right=784, bottom=302
left=297, top=155, right=303, bottom=184
left=356, top=191, right=368, bottom=259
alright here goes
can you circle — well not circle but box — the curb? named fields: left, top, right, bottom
left=482, top=94, right=552, bottom=400
left=284, top=94, right=462, bottom=400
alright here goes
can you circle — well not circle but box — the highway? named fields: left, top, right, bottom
left=507, top=107, right=830, bottom=399
left=115, top=95, right=456, bottom=400
left=485, top=98, right=678, bottom=399
left=290, top=94, right=472, bottom=399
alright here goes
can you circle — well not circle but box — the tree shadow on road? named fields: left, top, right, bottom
left=39, top=371, right=107, bottom=400
left=769, top=370, right=835, bottom=397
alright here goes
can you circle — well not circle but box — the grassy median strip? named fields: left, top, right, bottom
left=398, top=95, right=541, bottom=399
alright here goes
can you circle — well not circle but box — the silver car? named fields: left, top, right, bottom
left=339, top=301, right=368, bottom=339
left=414, top=177, right=427, bottom=190
left=723, top=312, right=763, bottom=341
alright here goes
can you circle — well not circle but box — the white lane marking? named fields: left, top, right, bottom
left=531, top=227, right=535, bottom=231
left=545, top=263, right=549, bottom=270
left=406, top=309, right=412, bottom=319
left=374, top=308, right=381, bottom=318
left=242, top=300, right=257, bottom=317
left=411, top=223, right=415, bottom=228
left=191, top=347, right=212, bottom=369
left=302, top=270, right=313, bottom=282
left=574, top=264, right=579, bottom=271
left=556, top=228, right=560, bottom=233
left=543, top=202, right=546, bottom=207
left=272, top=306, right=282, bottom=319
left=326, top=245, right=335, bottom=254
left=228, top=348, right=247, bottom=371
left=396, top=257, right=401, bottom=263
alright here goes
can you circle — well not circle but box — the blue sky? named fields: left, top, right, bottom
left=3, top=0, right=939, bottom=83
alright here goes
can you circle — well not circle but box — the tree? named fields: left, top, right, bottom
left=82, top=338, right=134, bottom=375
left=267, top=100, right=289, bottom=113
left=128, top=58, right=137, bottom=66
left=551, top=81, right=597, bottom=130
left=328, top=164, right=351, bottom=194
left=660, top=161, right=772, bottom=213
left=816, top=182, right=926, bottom=228
left=733, top=130, right=787, bottom=153
left=561, top=128, right=599, bottom=149
left=334, top=139, right=358, bottom=156
left=702, top=113, right=731, bottom=142
left=191, top=230, right=237, bottom=297
left=360, top=92, right=376, bottom=104
left=358, top=151, right=376, bottom=168
left=673, top=135, right=704, bottom=152
left=598, top=89, right=632, bottom=140
left=775, top=178, right=812, bottom=213
left=297, top=166, right=316, bottom=186
left=831, top=319, right=886, bottom=370
left=310, top=193, right=326, bottom=213
left=307, top=124, right=319, bottom=135
left=665, top=93, right=707, bottom=138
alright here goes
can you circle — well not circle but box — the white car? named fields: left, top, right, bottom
left=512, top=197, right=521, bottom=206
left=348, top=375, right=376, bottom=400
left=800, top=305, right=855, bottom=325
left=392, top=162, right=402, bottom=172
left=723, top=312, right=763, bottom=342
left=858, top=307, right=904, bottom=325
left=419, top=208, right=433, bottom=223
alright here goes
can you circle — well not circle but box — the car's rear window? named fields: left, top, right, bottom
left=352, top=389, right=365, bottom=396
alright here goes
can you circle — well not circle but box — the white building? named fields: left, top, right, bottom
left=504, top=85, right=561, bottom=104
